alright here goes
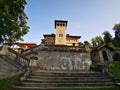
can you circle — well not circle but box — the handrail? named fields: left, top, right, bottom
left=97, top=63, right=119, bottom=84
left=0, top=47, right=32, bottom=81
left=7, top=48, right=30, bottom=69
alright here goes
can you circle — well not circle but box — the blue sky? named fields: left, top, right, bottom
left=24, top=0, right=120, bottom=44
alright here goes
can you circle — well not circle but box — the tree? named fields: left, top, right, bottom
left=0, top=0, right=29, bottom=45
left=102, top=31, right=112, bottom=45
left=91, top=38, right=97, bottom=46
left=113, top=23, right=120, bottom=47
left=113, top=23, right=120, bottom=39
left=95, top=36, right=104, bottom=45
left=91, top=36, right=104, bottom=46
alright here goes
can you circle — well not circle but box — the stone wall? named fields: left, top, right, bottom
left=38, top=49, right=91, bottom=71
left=0, top=57, right=21, bottom=79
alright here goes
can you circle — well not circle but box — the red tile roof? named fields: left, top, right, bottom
left=15, top=43, right=37, bottom=48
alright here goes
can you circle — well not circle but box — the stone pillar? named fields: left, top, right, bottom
left=84, top=41, right=90, bottom=52
left=2, top=43, right=10, bottom=50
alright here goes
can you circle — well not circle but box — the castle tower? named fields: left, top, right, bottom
left=55, top=20, right=68, bottom=45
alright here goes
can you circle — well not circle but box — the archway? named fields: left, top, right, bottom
left=102, top=51, right=108, bottom=61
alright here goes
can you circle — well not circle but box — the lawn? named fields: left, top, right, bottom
left=59, top=87, right=120, bottom=90
left=107, top=61, right=120, bottom=81
left=0, top=75, right=19, bottom=90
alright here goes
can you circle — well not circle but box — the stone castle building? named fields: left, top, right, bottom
left=0, top=20, right=120, bottom=76
left=42, top=20, right=82, bottom=46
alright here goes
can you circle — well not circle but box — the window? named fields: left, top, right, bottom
left=59, top=34, right=63, bottom=37
left=60, top=24, right=62, bottom=26
left=57, top=24, right=59, bottom=26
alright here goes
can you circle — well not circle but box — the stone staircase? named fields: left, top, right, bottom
left=13, top=70, right=116, bottom=90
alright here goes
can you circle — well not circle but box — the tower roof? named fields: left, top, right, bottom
left=55, top=20, right=68, bottom=29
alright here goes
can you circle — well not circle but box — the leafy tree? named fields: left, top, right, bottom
left=102, top=31, right=112, bottom=45
left=95, top=36, right=104, bottom=45
left=91, top=36, right=104, bottom=46
left=91, top=38, right=97, bottom=46
left=113, top=23, right=120, bottom=47
left=0, top=0, right=29, bottom=45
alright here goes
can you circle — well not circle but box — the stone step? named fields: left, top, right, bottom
left=12, top=70, right=116, bottom=90
left=29, top=76, right=109, bottom=80
left=16, top=82, right=115, bottom=88
left=35, top=70, right=99, bottom=73
left=12, top=85, right=115, bottom=90
left=31, top=72, right=106, bottom=77
left=33, top=70, right=102, bottom=74
left=21, top=82, right=115, bottom=86
left=26, top=78, right=113, bottom=83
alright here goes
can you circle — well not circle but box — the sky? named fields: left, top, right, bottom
left=23, top=0, right=120, bottom=44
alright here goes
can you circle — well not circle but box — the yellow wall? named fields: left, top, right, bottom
left=66, top=37, right=80, bottom=46
left=55, top=22, right=66, bottom=45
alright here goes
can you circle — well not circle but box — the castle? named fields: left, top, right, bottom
left=0, top=20, right=120, bottom=81
left=42, top=20, right=82, bottom=46
left=10, top=20, right=120, bottom=65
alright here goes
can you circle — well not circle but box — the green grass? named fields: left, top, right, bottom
left=58, top=87, right=120, bottom=90
left=107, top=61, right=120, bottom=81
left=0, top=75, right=19, bottom=90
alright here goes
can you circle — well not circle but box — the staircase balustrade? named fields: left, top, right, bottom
left=7, top=48, right=30, bottom=68
left=0, top=47, right=30, bottom=71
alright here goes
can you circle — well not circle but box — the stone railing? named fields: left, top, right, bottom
left=7, top=48, right=30, bottom=68
left=40, top=45, right=87, bottom=52
left=97, top=63, right=119, bottom=85
left=0, top=47, right=30, bottom=71
left=22, top=45, right=87, bottom=56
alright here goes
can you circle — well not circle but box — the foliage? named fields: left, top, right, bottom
left=102, top=31, right=112, bottom=45
left=95, top=36, right=104, bottom=45
left=61, top=87, right=120, bottom=90
left=91, top=36, right=104, bottom=46
left=90, top=63, right=98, bottom=68
left=90, top=23, right=120, bottom=47
left=113, top=23, right=120, bottom=39
left=112, top=38, right=120, bottom=47
left=0, top=0, right=29, bottom=45
left=107, top=61, right=120, bottom=81
left=112, top=23, right=120, bottom=47
left=91, top=38, right=97, bottom=46
left=113, top=53, right=120, bottom=61
left=0, top=75, right=19, bottom=90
